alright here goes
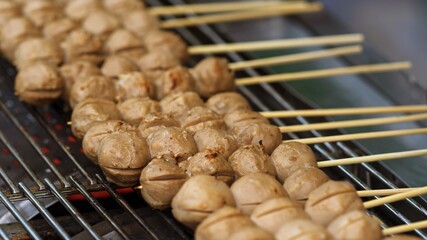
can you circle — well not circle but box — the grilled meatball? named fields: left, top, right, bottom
left=160, top=91, right=204, bottom=122
left=98, top=131, right=150, bottom=187
left=101, top=55, right=139, bottom=79
left=275, top=219, right=331, bottom=240
left=284, top=167, right=329, bottom=202
left=229, top=226, right=274, bottom=240
left=65, top=0, right=102, bottom=21
left=138, top=50, right=180, bottom=81
left=327, top=210, right=382, bottom=240
left=224, top=109, right=269, bottom=129
left=82, top=10, right=119, bottom=40
left=191, top=57, right=235, bottom=98
left=271, top=141, right=318, bottom=183
left=305, top=180, right=365, bottom=226
left=172, top=175, right=235, bottom=229
left=115, top=72, right=155, bottom=102
left=251, top=197, right=309, bottom=233
left=233, top=123, right=282, bottom=155
left=71, top=98, right=121, bottom=139
left=0, top=1, right=20, bottom=25
left=228, top=145, right=276, bottom=179
left=122, top=9, right=160, bottom=37
left=193, top=128, right=238, bottom=159
left=147, top=126, right=197, bottom=161
left=206, top=92, right=251, bottom=117
left=60, top=61, right=101, bottom=102
left=144, top=30, right=188, bottom=62
left=23, top=0, right=62, bottom=27
left=186, top=150, right=234, bottom=185
left=195, top=206, right=254, bottom=240
left=104, top=29, right=146, bottom=63
left=82, top=120, right=135, bottom=164
left=1, top=17, right=40, bottom=60
left=140, top=158, right=187, bottom=209
left=118, top=97, right=161, bottom=126
left=43, top=18, right=79, bottom=42
left=137, top=112, right=179, bottom=138
left=103, top=0, right=145, bottom=17
left=69, top=75, right=116, bottom=108
left=180, top=106, right=226, bottom=133
left=14, top=38, right=63, bottom=69
left=154, top=66, right=195, bottom=100
left=61, top=29, right=104, bottom=65
left=231, top=173, right=288, bottom=215
left=15, top=62, right=63, bottom=106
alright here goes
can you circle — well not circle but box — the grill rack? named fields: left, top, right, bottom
left=0, top=0, right=424, bottom=239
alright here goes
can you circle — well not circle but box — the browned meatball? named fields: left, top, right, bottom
left=82, top=120, right=135, bottom=164
left=115, top=72, right=155, bottom=102
left=61, top=29, right=104, bottom=65
left=140, top=158, right=187, bottom=209
left=23, top=0, right=62, bottom=27
left=43, top=18, right=79, bottom=42
left=0, top=1, right=20, bottom=25
left=14, top=38, right=63, bottom=69
left=180, top=106, right=226, bottom=133
left=15, top=62, right=64, bottom=106
left=195, top=206, right=255, bottom=240
left=191, top=57, right=235, bottom=98
left=231, top=173, right=288, bottom=215
left=275, top=219, right=331, bottom=240
left=103, top=0, right=145, bottom=17
left=82, top=10, right=119, bottom=40
left=193, top=128, right=238, bottom=159
left=60, top=60, right=101, bottom=102
left=71, top=98, right=121, bottom=139
left=228, top=145, right=276, bottom=179
left=69, top=75, right=116, bottom=108
left=172, top=175, right=235, bottom=229
left=104, top=28, right=146, bottom=63
left=65, top=0, right=102, bottom=21
left=118, top=97, right=161, bottom=126
left=229, top=227, right=274, bottom=240
left=206, top=92, right=251, bottom=117
left=233, top=123, right=282, bottom=155
left=98, top=131, right=150, bottom=187
left=305, top=180, right=365, bottom=226
left=1, top=17, right=40, bottom=60
left=154, top=66, right=195, bottom=100
left=138, top=50, right=181, bottom=81
left=144, top=30, right=188, bottom=62
left=147, top=126, right=197, bottom=161
left=186, top=150, right=234, bottom=185
left=284, top=167, right=329, bottom=201
left=251, top=197, right=309, bottom=233
left=100, top=55, right=139, bottom=79
left=160, top=91, right=204, bottom=122
left=224, top=109, right=269, bottom=129
left=327, top=210, right=382, bottom=240
left=122, top=9, right=160, bottom=37
left=271, top=141, right=318, bottom=183
left=138, top=113, right=179, bottom=139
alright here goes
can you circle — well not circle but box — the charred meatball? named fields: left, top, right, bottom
left=154, top=66, right=195, bottom=100
left=118, top=97, right=161, bottom=126
left=186, top=150, right=234, bottom=185
left=233, top=123, right=282, bottom=155
left=138, top=50, right=180, bottom=81
left=69, top=75, right=116, bottom=108
left=193, top=128, right=238, bottom=159
left=160, top=91, right=204, bottom=122
left=180, top=106, right=226, bottom=133
left=115, top=72, right=155, bottom=102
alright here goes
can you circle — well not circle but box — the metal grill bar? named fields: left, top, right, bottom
left=0, top=167, right=19, bottom=194
left=43, top=178, right=101, bottom=240
left=0, top=227, right=9, bottom=240
left=18, top=182, right=71, bottom=240
left=69, top=176, right=130, bottom=240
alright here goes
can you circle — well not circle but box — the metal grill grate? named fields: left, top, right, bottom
left=0, top=0, right=424, bottom=239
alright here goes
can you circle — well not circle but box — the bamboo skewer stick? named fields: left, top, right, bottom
left=261, top=105, right=427, bottom=118
left=383, top=220, right=427, bottom=235
left=317, top=149, right=427, bottom=168
left=236, top=62, right=412, bottom=86
left=280, top=112, right=427, bottom=133
left=228, top=45, right=362, bottom=70
left=357, top=188, right=422, bottom=197
left=188, top=34, right=364, bottom=54
left=364, top=186, right=427, bottom=209
left=285, top=128, right=427, bottom=145
left=161, top=3, right=323, bottom=29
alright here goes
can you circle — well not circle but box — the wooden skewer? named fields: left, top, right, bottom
left=363, top=186, right=427, bottom=209
left=149, top=1, right=295, bottom=16
left=236, top=62, right=412, bottom=86
left=280, top=112, right=427, bottom=133
left=383, top=220, right=427, bottom=235
left=161, top=2, right=323, bottom=29
left=285, top=128, right=427, bottom=145
left=189, top=34, right=364, bottom=54
left=261, top=105, right=427, bottom=118
left=317, top=149, right=427, bottom=168
left=357, top=188, right=422, bottom=197
left=228, top=45, right=362, bottom=70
